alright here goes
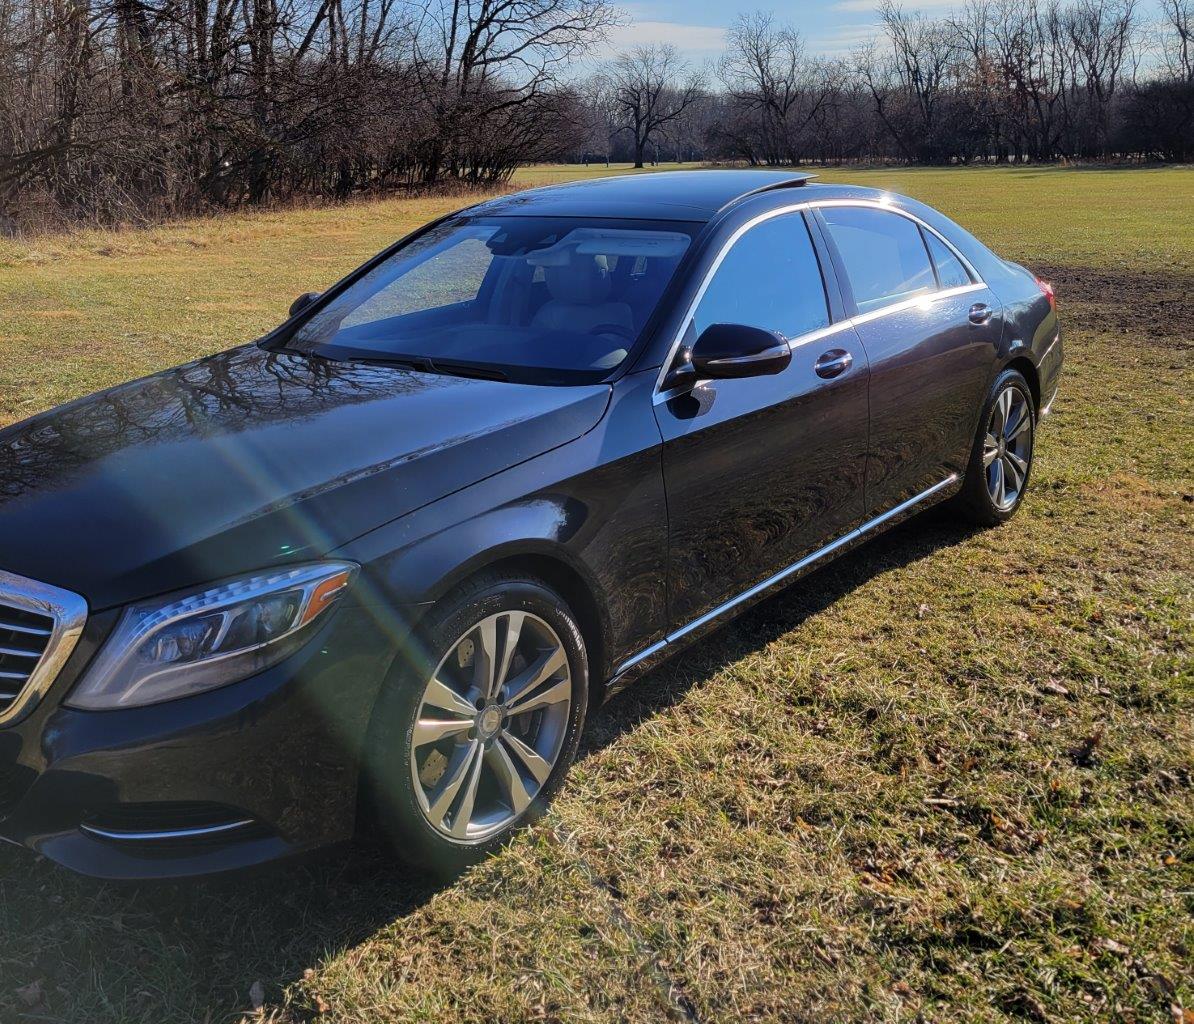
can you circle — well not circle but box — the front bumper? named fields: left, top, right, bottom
left=0, top=602, right=395, bottom=881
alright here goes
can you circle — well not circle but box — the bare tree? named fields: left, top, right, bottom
left=608, top=43, right=703, bottom=168
left=1, top=0, right=1189, bottom=233
left=718, top=11, right=835, bottom=165
left=1159, top=0, right=1193, bottom=81
left=410, top=0, right=616, bottom=181
left=1064, top=0, right=1138, bottom=154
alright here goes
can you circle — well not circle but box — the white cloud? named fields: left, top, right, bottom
left=807, top=23, right=884, bottom=55
left=834, top=0, right=961, bottom=10
left=597, top=20, right=727, bottom=57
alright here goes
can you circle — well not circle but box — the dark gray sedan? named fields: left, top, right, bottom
left=0, top=171, right=1060, bottom=879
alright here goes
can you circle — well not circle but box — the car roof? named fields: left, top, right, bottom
left=469, top=170, right=822, bottom=222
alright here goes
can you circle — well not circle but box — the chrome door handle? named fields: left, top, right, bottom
left=968, top=302, right=993, bottom=325
left=814, top=349, right=853, bottom=379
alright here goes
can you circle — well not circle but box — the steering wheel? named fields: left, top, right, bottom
left=589, top=322, right=636, bottom=343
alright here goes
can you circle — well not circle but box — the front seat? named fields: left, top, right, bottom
left=531, top=256, right=634, bottom=351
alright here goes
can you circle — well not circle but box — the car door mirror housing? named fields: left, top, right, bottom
left=687, top=323, right=791, bottom=381
left=289, top=291, right=321, bottom=318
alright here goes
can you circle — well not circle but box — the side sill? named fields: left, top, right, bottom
left=607, top=474, right=958, bottom=689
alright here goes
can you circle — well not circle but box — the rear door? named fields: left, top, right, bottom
left=653, top=209, right=870, bottom=630
left=815, top=203, right=1003, bottom=514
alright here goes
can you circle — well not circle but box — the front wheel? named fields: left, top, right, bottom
left=365, top=573, right=588, bottom=876
left=953, top=369, right=1036, bottom=526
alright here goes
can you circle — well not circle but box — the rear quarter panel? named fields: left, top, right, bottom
left=989, top=263, right=1063, bottom=409
left=897, top=195, right=1061, bottom=414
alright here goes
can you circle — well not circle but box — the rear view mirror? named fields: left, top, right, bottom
left=289, top=291, right=321, bottom=318
left=689, top=323, right=791, bottom=380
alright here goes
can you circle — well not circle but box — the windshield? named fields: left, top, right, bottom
left=282, top=216, right=697, bottom=385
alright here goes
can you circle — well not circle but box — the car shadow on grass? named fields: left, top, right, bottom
left=585, top=507, right=978, bottom=757
left=0, top=508, right=977, bottom=1023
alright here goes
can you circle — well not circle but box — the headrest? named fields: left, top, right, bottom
left=544, top=256, right=612, bottom=305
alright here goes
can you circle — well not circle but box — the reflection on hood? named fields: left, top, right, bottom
left=0, top=345, right=609, bottom=609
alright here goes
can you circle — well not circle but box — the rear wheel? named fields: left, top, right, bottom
left=953, top=369, right=1036, bottom=526
left=365, top=573, right=588, bottom=876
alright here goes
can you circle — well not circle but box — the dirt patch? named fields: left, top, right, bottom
left=1037, top=264, right=1194, bottom=348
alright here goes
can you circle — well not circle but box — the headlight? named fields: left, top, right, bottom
left=67, top=562, right=357, bottom=710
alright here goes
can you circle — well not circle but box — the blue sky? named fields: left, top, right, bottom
left=590, top=0, right=1167, bottom=66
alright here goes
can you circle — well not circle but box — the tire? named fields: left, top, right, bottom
left=953, top=368, right=1036, bottom=526
left=364, top=572, right=588, bottom=877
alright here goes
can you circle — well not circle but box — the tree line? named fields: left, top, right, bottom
left=586, top=0, right=1192, bottom=169
left=0, top=0, right=1190, bottom=230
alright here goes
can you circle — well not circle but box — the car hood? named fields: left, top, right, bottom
left=0, top=345, right=609, bottom=610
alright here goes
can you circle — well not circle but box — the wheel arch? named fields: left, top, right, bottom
left=1004, top=355, right=1041, bottom=415
left=384, top=535, right=614, bottom=709
left=440, top=546, right=611, bottom=703
left=354, top=537, right=614, bottom=834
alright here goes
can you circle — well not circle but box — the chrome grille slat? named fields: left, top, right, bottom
left=0, top=620, right=52, bottom=637
left=0, top=570, right=88, bottom=724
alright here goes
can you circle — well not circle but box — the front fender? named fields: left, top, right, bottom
left=335, top=370, right=669, bottom=686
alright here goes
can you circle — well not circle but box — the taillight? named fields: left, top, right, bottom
left=1035, top=276, right=1056, bottom=310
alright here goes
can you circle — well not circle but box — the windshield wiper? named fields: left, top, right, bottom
left=322, top=349, right=509, bottom=382
left=426, top=358, right=508, bottom=382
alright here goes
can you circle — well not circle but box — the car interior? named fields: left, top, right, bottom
left=293, top=223, right=693, bottom=380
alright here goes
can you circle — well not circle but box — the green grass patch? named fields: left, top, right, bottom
left=0, top=166, right=1190, bottom=1023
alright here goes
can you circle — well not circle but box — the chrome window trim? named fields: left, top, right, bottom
left=0, top=569, right=88, bottom=725
left=653, top=198, right=987, bottom=403
left=654, top=201, right=816, bottom=401
left=847, top=281, right=987, bottom=327
left=613, top=474, right=958, bottom=676
left=810, top=199, right=983, bottom=283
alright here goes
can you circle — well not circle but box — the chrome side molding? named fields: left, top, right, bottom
left=80, top=819, right=256, bottom=842
left=613, top=474, right=958, bottom=678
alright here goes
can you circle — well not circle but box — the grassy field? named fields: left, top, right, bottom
left=0, top=165, right=1190, bottom=1023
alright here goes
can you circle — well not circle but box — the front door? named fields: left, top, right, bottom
left=653, top=209, right=870, bottom=630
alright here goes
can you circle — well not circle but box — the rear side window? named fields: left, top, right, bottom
left=923, top=230, right=972, bottom=289
left=820, top=206, right=936, bottom=315
left=692, top=212, right=829, bottom=341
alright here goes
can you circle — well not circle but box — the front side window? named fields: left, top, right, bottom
left=691, top=212, right=829, bottom=342
left=284, top=216, right=696, bottom=385
left=820, top=206, right=936, bottom=315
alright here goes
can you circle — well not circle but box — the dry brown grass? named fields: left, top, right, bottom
left=0, top=165, right=1189, bottom=1024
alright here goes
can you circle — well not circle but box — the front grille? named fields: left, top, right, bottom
left=0, top=605, right=54, bottom=714
left=0, top=570, right=88, bottom=724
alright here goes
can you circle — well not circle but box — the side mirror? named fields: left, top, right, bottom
left=687, top=323, right=791, bottom=381
left=289, top=291, right=321, bottom=318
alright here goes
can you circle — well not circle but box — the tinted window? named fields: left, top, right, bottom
left=284, top=217, right=696, bottom=385
left=341, top=236, right=493, bottom=327
left=692, top=213, right=829, bottom=341
left=821, top=206, right=936, bottom=314
left=923, top=230, right=972, bottom=289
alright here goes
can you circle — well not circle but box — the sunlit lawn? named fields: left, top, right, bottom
left=0, top=165, right=1190, bottom=1023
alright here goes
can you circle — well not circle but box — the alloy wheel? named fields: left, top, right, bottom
left=410, top=611, right=572, bottom=843
left=983, top=386, right=1033, bottom=511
